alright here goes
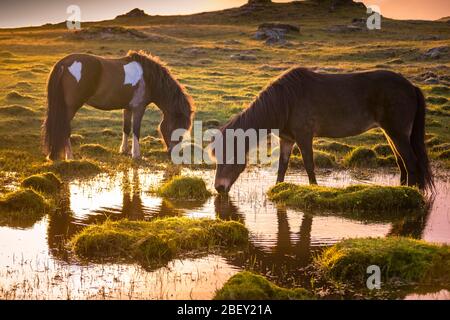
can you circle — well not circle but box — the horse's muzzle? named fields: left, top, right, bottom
left=215, top=185, right=230, bottom=194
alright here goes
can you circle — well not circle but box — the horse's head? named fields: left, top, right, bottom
left=211, top=128, right=247, bottom=194
left=130, top=50, right=194, bottom=155
left=159, top=111, right=192, bottom=153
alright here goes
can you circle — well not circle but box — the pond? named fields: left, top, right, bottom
left=0, top=168, right=449, bottom=299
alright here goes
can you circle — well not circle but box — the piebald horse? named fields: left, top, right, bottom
left=214, top=67, right=434, bottom=193
left=43, top=51, right=194, bottom=160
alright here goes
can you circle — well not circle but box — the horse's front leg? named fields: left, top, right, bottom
left=295, top=134, right=317, bottom=185
left=131, top=107, right=145, bottom=160
left=276, top=139, right=294, bottom=183
left=120, top=109, right=132, bottom=154
left=65, top=138, right=73, bottom=160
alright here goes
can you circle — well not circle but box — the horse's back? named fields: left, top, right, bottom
left=54, top=53, right=140, bottom=109
left=286, top=68, right=418, bottom=138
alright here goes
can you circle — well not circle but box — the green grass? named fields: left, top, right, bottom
left=267, top=183, right=425, bottom=212
left=39, top=160, right=102, bottom=176
left=71, top=217, right=248, bottom=265
left=0, top=189, right=48, bottom=226
left=343, top=147, right=378, bottom=167
left=155, top=176, right=212, bottom=200
left=315, top=237, right=450, bottom=287
left=79, top=144, right=112, bottom=157
left=21, top=172, right=61, bottom=194
left=289, top=151, right=337, bottom=169
left=0, top=0, right=448, bottom=187
left=214, top=271, right=313, bottom=300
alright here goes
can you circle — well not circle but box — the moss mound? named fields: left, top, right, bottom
left=156, top=176, right=212, bottom=200
left=44, top=160, right=101, bottom=176
left=426, top=136, right=444, bottom=147
left=5, top=91, right=33, bottom=102
left=377, top=155, right=397, bottom=167
left=344, top=147, right=378, bottom=167
left=214, top=271, right=313, bottom=300
left=0, top=105, right=35, bottom=116
left=430, top=143, right=450, bottom=153
left=316, top=141, right=353, bottom=154
left=21, top=172, right=61, bottom=194
left=70, top=134, right=85, bottom=146
left=0, top=189, right=48, bottom=224
left=426, top=96, right=447, bottom=105
left=373, top=144, right=392, bottom=157
left=289, top=151, right=336, bottom=169
left=267, top=183, right=425, bottom=212
left=71, top=217, right=248, bottom=264
left=80, top=144, right=111, bottom=157
left=437, top=150, right=450, bottom=160
left=430, top=86, right=450, bottom=96
left=315, top=237, right=450, bottom=286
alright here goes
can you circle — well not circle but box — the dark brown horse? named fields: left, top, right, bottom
left=214, top=67, right=433, bottom=193
left=43, top=51, right=194, bottom=160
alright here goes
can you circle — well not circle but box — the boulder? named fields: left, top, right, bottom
left=253, top=23, right=299, bottom=45
left=422, top=46, right=449, bottom=59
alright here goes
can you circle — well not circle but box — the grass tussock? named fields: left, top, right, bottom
left=41, top=160, right=101, bottom=176
left=71, top=217, right=248, bottom=264
left=0, top=105, right=35, bottom=116
left=21, top=172, right=61, bottom=194
left=5, top=91, right=33, bottom=102
left=315, top=141, right=354, bottom=154
left=267, top=183, right=425, bottom=212
left=289, top=151, right=337, bottom=169
left=0, top=189, right=48, bottom=224
left=156, top=176, right=212, bottom=200
left=315, top=237, right=450, bottom=286
left=214, top=271, right=313, bottom=300
left=344, top=147, right=378, bottom=167
left=373, top=144, right=393, bottom=157
left=79, top=144, right=111, bottom=157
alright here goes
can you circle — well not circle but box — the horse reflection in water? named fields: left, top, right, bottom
left=46, top=169, right=431, bottom=277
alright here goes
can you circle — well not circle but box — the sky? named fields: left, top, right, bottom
left=0, top=0, right=449, bottom=28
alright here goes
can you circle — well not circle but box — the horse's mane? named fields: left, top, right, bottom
left=222, top=67, right=303, bottom=133
left=127, top=50, right=194, bottom=126
left=210, top=67, right=303, bottom=159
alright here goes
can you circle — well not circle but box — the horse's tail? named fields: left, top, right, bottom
left=411, top=86, right=434, bottom=191
left=43, top=63, right=70, bottom=160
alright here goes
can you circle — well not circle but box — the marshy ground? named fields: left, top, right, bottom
left=0, top=1, right=449, bottom=299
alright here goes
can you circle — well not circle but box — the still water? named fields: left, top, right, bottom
left=0, top=168, right=449, bottom=299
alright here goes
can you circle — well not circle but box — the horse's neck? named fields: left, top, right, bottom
left=233, top=98, right=282, bottom=132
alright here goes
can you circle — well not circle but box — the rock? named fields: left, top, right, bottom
left=220, top=40, right=242, bottom=45
left=253, top=23, right=299, bottom=45
left=327, top=24, right=363, bottom=33
left=423, top=46, right=449, bottom=59
left=424, top=78, right=440, bottom=84
left=116, top=8, right=149, bottom=19
left=180, top=47, right=207, bottom=55
left=258, top=23, right=300, bottom=33
left=230, top=53, right=257, bottom=61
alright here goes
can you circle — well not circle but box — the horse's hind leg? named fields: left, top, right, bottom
left=131, top=106, right=146, bottom=159
left=385, top=134, right=407, bottom=185
left=276, top=139, right=294, bottom=183
left=120, top=109, right=132, bottom=154
left=295, top=134, right=317, bottom=185
left=386, top=132, right=418, bottom=187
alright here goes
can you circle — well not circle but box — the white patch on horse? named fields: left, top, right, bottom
left=123, top=61, right=143, bottom=86
left=119, top=132, right=129, bottom=154
left=68, top=61, right=82, bottom=82
left=132, top=134, right=140, bottom=159
left=129, top=79, right=146, bottom=108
